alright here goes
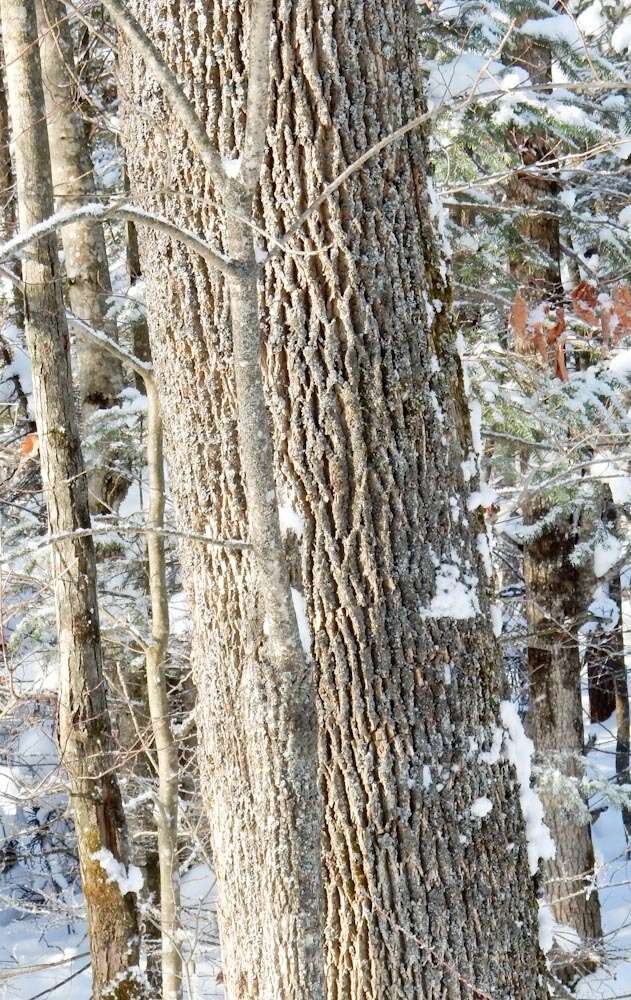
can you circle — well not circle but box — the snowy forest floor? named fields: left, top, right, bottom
left=0, top=862, right=223, bottom=999
left=1, top=702, right=631, bottom=999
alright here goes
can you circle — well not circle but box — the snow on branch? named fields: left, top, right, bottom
left=68, top=313, right=153, bottom=381
left=0, top=201, right=240, bottom=278
left=0, top=524, right=251, bottom=561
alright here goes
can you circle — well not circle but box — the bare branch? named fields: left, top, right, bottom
left=69, top=312, right=154, bottom=380
left=0, top=200, right=240, bottom=278
left=1, top=523, right=251, bottom=560
left=241, top=0, right=273, bottom=191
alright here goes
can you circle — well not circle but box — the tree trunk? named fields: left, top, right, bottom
left=120, top=1, right=547, bottom=996
left=123, top=162, right=151, bottom=391
left=609, top=573, right=631, bottom=843
left=0, top=4, right=144, bottom=997
left=507, top=34, right=602, bottom=948
left=75, top=316, right=184, bottom=1000
left=524, top=502, right=602, bottom=942
left=36, top=0, right=124, bottom=510
left=141, top=373, right=182, bottom=1000
left=0, top=63, right=28, bottom=416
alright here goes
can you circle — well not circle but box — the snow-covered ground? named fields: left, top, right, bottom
left=0, top=863, right=222, bottom=999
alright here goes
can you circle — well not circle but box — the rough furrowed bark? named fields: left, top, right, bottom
left=36, top=0, right=124, bottom=510
left=120, top=0, right=547, bottom=996
left=0, top=4, right=144, bottom=997
left=118, top=1, right=326, bottom=994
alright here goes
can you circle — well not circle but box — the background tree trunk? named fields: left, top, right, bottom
left=507, top=32, right=602, bottom=948
left=121, top=1, right=547, bottom=996
left=0, top=65, right=27, bottom=416
left=524, top=503, right=602, bottom=941
left=36, top=0, right=124, bottom=510
left=0, top=3, right=144, bottom=997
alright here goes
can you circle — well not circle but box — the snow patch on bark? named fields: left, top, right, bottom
left=91, top=848, right=143, bottom=895
left=476, top=532, right=493, bottom=578
left=470, top=795, right=493, bottom=818
left=222, top=155, right=242, bottom=178
left=491, top=602, right=503, bottom=637
left=278, top=504, right=304, bottom=539
left=423, top=563, right=480, bottom=620
left=500, top=702, right=555, bottom=874
left=538, top=900, right=555, bottom=953
left=593, top=529, right=625, bottom=578
left=467, top=482, right=499, bottom=511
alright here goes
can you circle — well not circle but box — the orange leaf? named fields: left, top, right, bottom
left=510, top=289, right=529, bottom=351
left=20, top=432, right=39, bottom=459
left=572, top=281, right=598, bottom=328
left=555, top=334, right=569, bottom=381
left=547, top=306, right=566, bottom=345
left=611, top=284, right=631, bottom=344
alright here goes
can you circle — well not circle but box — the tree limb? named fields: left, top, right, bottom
left=0, top=200, right=241, bottom=278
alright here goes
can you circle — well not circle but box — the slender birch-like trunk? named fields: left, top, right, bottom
left=36, top=0, right=124, bottom=509
left=118, top=1, right=547, bottom=996
left=0, top=65, right=27, bottom=414
left=0, top=4, right=144, bottom=997
left=75, top=317, right=183, bottom=1000
left=140, top=371, right=182, bottom=1000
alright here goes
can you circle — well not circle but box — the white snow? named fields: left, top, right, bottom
left=427, top=54, right=528, bottom=109
left=469, top=398, right=483, bottom=456
left=461, top=455, right=477, bottom=483
left=593, top=530, right=625, bottom=578
left=588, top=585, right=619, bottom=629
left=577, top=1, right=607, bottom=36
left=500, top=701, right=555, bottom=875
left=423, top=563, right=480, bottom=620
left=491, top=602, right=503, bottom=638
left=619, top=204, right=631, bottom=227
left=538, top=899, right=555, bottom=953
left=476, top=531, right=493, bottom=578
left=278, top=504, right=304, bottom=539
left=519, top=14, right=582, bottom=45
left=222, top=155, right=242, bottom=178
left=467, top=482, right=499, bottom=511
left=91, top=848, right=143, bottom=895
left=291, top=587, right=312, bottom=655
left=612, top=15, right=631, bottom=51
left=470, top=795, right=493, bottom=818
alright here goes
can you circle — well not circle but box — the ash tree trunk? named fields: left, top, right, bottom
left=0, top=3, right=145, bottom=997
left=36, top=0, right=124, bottom=510
left=119, top=0, right=548, bottom=996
